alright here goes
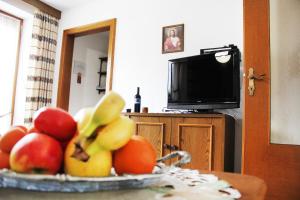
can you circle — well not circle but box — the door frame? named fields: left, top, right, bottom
left=56, top=18, right=116, bottom=110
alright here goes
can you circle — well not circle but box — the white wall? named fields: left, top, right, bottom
left=68, top=32, right=109, bottom=115
left=53, top=0, right=243, bottom=171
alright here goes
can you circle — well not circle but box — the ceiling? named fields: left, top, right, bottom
left=40, top=0, right=87, bottom=11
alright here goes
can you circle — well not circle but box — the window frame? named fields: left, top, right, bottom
left=0, top=9, right=23, bottom=125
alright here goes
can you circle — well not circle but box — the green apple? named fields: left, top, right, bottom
left=74, top=107, right=93, bottom=133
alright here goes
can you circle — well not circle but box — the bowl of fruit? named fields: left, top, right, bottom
left=0, top=92, right=190, bottom=192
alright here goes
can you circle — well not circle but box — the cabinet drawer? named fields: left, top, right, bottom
left=177, top=123, right=213, bottom=170
left=130, top=117, right=171, bottom=159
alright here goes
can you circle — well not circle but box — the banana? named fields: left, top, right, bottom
left=78, top=91, right=125, bottom=140
left=85, top=116, right=135, bottom=157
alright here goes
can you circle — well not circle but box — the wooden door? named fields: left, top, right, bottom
left=243, top=0, right=300, bottom=199
left=130, top=116, right=171, bottom=159
left=172, top=117, right=214, bottom=171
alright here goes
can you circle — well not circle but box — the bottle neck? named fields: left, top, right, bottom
left=137, top=87, right=140, bottom=95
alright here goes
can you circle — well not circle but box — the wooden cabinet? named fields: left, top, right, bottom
left=125, top=113, right=235, bottom=172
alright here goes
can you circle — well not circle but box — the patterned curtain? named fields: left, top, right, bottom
left=24, top=10, right=59, bottom=125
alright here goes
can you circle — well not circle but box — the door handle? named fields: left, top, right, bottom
left=248, top=67, right=266, bottom=96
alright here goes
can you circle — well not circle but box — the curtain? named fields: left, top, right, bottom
left=24, top=10, right=59, bottom=125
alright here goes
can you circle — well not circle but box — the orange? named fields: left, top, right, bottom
left=27, top=126, right=40, bottom=134
left=113, top=135, right=156, bottom=175
left=0, top=127, right=27, bottom=153
left=0, top=150, right=10, bottom=169
left=14, top=125, right=27, bottom=133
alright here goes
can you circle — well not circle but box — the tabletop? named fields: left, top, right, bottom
left=0, top=170, right=266, bottom=200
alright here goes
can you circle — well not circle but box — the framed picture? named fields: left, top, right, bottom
left=162, top=24, right=184, bottom=54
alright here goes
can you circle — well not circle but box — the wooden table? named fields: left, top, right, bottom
left=211, top=171, right=267, bottom=200
left=0, top=171, right=266, bottom=200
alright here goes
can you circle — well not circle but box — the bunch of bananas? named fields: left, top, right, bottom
left=64, top=91, right=135, bottom=177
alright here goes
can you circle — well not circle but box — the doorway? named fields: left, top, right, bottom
left=56, top=19, right=116, bottom=111
left=68, top=31, right=109, bottom=115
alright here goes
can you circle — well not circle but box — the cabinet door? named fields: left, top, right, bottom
left=130, top=116, right=171, bottom=159
left=172, top=117, right=214, bottom=171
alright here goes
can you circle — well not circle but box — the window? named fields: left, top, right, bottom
left=0, top=10, right=22, bottom=133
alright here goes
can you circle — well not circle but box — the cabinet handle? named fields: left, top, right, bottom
left=163, top=144, right=171, bottom=150
left=170, top=145, right=180, bottom=151
left=163, top=144, right=180, bottom=151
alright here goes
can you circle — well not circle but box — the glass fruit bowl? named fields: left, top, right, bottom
left=0, top=151, right=191, bottom=192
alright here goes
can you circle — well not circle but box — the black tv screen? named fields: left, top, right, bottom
left=167, top=51, right=240, bottom=110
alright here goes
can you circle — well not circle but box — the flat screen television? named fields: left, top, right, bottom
left=167, top=46, right=240, bottom=111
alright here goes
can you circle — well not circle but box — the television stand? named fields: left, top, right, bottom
left=124, top=112, right=235, bottom=172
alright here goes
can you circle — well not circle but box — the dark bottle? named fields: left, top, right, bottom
left=134, top=87, right=141, bottom=112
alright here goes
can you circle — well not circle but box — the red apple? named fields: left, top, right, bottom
left=10, top=133, right=63, bottom=174
left=33, top=107, right=77, bottom=142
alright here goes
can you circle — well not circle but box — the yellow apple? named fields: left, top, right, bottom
left=64, top=136, right=112, bottom=177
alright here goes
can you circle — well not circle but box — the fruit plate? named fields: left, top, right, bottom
left=0, top=151, right=191, bottom=192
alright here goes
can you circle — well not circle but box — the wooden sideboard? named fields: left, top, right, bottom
left=124, top=112, right=235, bottom=172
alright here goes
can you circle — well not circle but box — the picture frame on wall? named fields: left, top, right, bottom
left=162, top=24, right=184, bottom=54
